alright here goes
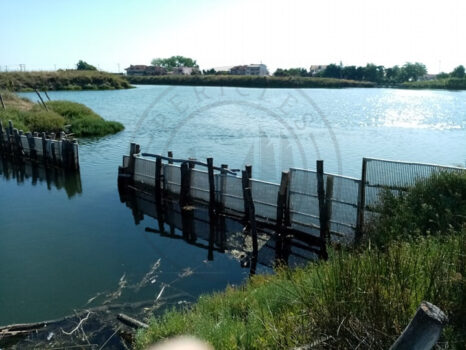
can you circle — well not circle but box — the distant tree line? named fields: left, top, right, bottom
left=273, top=63, right=466, bottom=84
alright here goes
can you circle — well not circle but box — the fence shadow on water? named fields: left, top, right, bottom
left=118, top=184, right=321, bottom=273
left=0, top=156, right=82, bottom=198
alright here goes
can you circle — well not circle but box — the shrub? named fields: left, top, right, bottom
left=46, top=100, right=124, bottom=137
left=367, top=171, right=466, bottom=247
left=0, top=93, right=124, bottom=137
left=0, top=71, right=132, bottom=91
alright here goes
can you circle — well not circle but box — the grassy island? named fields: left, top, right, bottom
left=0, top=91, right=124, bottom=137
left=136, top=171, right=466, bottom=349
left=0, top=71, right=132, bottom=92
left=125, top=75, right=376, bottom=89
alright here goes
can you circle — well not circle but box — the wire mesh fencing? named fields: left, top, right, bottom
left=124, top=151, right=465, bottom=244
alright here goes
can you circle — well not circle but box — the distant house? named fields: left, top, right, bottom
left=171, top=66, right=200, bottom=75
left=246, top=64, right=269, bottom=76
left=309, top=65, right=327, bottom=76
left=230, top=64, right=269, bottom=76
left=419, top=74, right=437, bottom=81
left=125, top=65, right=148, bottom=76
left=125, top=65, right=167, bottom=76
left=230, top=65, right=248, bottom=75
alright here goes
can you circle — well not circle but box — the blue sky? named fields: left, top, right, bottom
left=2, top=0, right=465, bottom=74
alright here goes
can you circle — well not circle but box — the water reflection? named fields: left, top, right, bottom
left=0, top=157, right=82, bottom=198
left=118, top=184, right=321, bottom=273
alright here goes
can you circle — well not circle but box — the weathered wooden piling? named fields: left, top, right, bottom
left=0, top=121, right=80, bottom=170
left=355, top=157, right=368, bottom=244
left=390, top=301, right=447, bottom=350
left=179, top=161, right=192, bottom=207
left=242, top=165, right=252, bottom=219
left=316, top=160, right=328, bottom=259
left=244, top=186, right=258, bottom=275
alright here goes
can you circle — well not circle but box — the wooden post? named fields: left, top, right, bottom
left=35, top=89, right=48, bottom=111
left=155, top=156, right=162, bottom=199
left=207, top=158, right=215, bottom=215
left=275, top=171, right=290, bottom=264
left=179, top=161, right=191, bottom=207
left=0, top=93, right=5, bottom=110
left=276, top=171, right=290, bottom=227
left=26, top=132, right=36, bottom=160
left=188, top=157, right=196, bottom=169
left=242, top=165, right=252, bottom=218
left=62, top=139, right=69, bottom=169
left=167, top=151, right=173, bottom=164
left=128, top=143, right=138, bottom=177
left=13, top=128, right=22, bottom=157
left=218, top=164, right=228, bottom=211
left=390, top=301, right=448, bottom=350
left=244, top=187, right=258, bottom=275
left=316, top=160, right=328, bottom=260
left=355, top=158, right=367, bottom=244
left=323, top=175, right=334, bottom=243
left=41, top=132, right=47, bottom=162
left=0, top=120, right=4, bottom=152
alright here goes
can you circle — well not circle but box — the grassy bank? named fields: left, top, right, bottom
left=0, top=71, right=132, bottom=91
left=125, top=75, right=376, bottom=88
left=136, top=172, right=466, bottom=349
left=402, top=77, right=466, bottom=90
left=0, top=91, right=124, bottom=137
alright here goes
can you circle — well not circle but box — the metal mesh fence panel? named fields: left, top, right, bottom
left=327, top=173, right=360, bottom=240
left=223, top=174, right=244, bottom=213
left=190, top=168, right=210, bottom=203
left=250, top=179, right=279, bottom=220
left=289, top=169, right=360, bottom=240
left=133, top=157, right=156, bottom=186
left=163, top=164, right=181, bottom=195
left=289, top=168, right=320, bottom=229
left=364, top=158, right=465, bottom=211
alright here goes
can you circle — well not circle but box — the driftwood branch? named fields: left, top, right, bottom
left=61, top=311, right=91, bottom=335
left=117, top=314, right=148, bottom=329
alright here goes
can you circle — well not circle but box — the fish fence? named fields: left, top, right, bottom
left=0, top=120, right=79, bottom=170
left=118, top=143, right=465, bottom=249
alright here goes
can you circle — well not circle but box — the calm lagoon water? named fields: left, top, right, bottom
left=0, top=86, right=464, bottom=325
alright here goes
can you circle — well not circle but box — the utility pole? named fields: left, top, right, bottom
left=117, top=63, right=120, bottom=73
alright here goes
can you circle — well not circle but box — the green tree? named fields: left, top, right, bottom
left=151, top=56, right=198, bottom=70
left=273, top=68, right=308, bottom=77
left=399, top=62, right=427, bottom=82
left=322, top=64, right=342, bottom=78
left=450, top=65, right=465, bottom=78
left=362, top=63, right=385, bottom=83
left=385, top=65, right=401, bottom=83
left=76, top=60, right=97, bottom=71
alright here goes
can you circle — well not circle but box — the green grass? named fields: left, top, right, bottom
left=136, top=234, right=465, bottom=349
left=136, top=172, right=466, bottom=349
left=45, top=101, right=124, bottom=137
left=402, top=77, right=466, bottom=90
left=0, top=91, right=124, bottom=137
left=125, top=75, right=376, bottom=88
left=0, top=71, right=132, bottom=91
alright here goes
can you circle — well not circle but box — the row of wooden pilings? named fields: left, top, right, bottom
left=119, top=143, right=335, bottom=260
left=0, top=120, right=79, bottom=170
